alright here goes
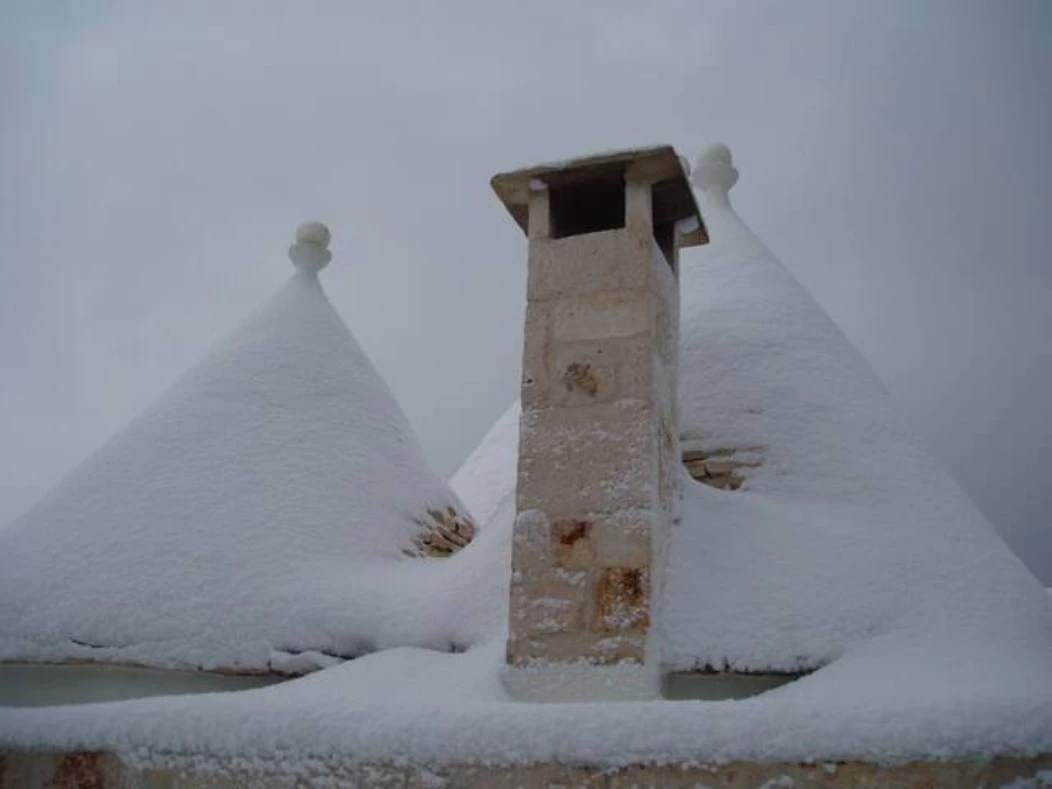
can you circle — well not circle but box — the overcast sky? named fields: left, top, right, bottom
left=2, top=1, right=1050, bottom=582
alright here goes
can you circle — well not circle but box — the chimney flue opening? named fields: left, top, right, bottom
left=548, top=176, right=626, bottom=239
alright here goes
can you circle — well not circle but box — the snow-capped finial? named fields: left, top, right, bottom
left=692, top=143, right=738, bottom=201
left=288, top=221, right=332, bottom=273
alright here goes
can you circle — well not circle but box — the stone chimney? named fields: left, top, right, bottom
left=491, top=146, right=707, bottom=701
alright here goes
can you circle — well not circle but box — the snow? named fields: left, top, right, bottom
left=458, top=145, right=1052, bottom=676
left=0, top=236, right=482, bottom=672
left=450, top=400, right=519, bottom=532
left=662, top=151, right=1052, bottom=672
left=2, top=639, right=1051, bottom=769
left=2, top=153, right=1051, bottom=769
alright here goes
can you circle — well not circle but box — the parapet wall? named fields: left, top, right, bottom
left=4, top=750, right=1052, bottom=788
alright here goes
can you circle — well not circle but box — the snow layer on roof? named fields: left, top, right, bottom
left=660, top=147, right=1052, bottom=671
left=450, top=400, right=520, bottom=532
left=0, top=245, right=483, bottom=672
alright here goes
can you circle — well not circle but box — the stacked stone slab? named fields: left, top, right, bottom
left=490, top=147, right=707, bottom=700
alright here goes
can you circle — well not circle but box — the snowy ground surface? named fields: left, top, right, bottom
left=2, top=154, right=1051, bottom=765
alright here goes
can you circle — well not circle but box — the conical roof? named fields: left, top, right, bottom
left=0, top=223, right=475, bottom=673
left=660, top=145, right=1049, bottom=672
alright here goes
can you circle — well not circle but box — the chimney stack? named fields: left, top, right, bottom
left=491, top=146, right=707, bottom=701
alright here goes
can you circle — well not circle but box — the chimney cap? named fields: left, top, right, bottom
left=491, top=144, right=708, bottom=247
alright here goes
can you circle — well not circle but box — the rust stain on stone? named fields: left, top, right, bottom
left=596, top=568, right=650, bottom=631
left=562, top=362, right=599, bottom=397
left=551, top=518, right=594, bottom=568
left=554, top=519, right=591, bottom=547
left=618, top=568, right=646, bottom=603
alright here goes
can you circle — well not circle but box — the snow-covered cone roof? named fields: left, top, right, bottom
left=453, top=146, right=1052, bottom=683
left=450, top=400, right=520, bottom=535
left=661, top=145, right=1051, bottom=672
left=0, top=223, right=477, bottom=673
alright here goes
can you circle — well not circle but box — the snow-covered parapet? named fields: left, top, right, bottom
left=288, top=220, right=332, bottom=272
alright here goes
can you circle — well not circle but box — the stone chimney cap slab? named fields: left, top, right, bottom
left=491, top=145, right=708, bottom=247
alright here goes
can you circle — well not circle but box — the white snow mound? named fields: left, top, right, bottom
left=0, top=266, right=481, bottom=671
left=661, top=162, right=1052, bottom=671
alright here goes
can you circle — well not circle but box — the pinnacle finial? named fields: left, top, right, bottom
left=289, top=221, right=332, bottom=272
left=692, top=143, right=738, bottom=198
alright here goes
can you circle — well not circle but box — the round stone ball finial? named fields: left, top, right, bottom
left=692, top=142, right=739, bottom=197
left=296, top=221, right=331, bottom=249
left=288, top=220, right=332, bottom=272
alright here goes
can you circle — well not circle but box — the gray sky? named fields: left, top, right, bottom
left=2, top=1, right=1050, bottom=582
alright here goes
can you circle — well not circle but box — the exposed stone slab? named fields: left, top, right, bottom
left=516, top=401, right=658, bottom=517
left=5, top=751, right=1052, bottom=788
left=527, top=230, right=652, bottom=300
left=551, top=291, right=651, bottom=342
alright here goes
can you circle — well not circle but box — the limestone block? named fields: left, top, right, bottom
left=651, top=354, right=678, bottom=421
left=624, top=179, right=653, bottom=237
left=612, top=337, right=658, bottom=405
left=647, top=280, right=677, bottom=370
left=508, top=631, right=646, bottom=665
left=509, top=566, right=592, bottom=636
left=551, top=342, right=618, bottom=407
left=551, top=291, right=650, bottom=342
left=648, top=237, right=679, bottom=303
left=657, top=416, right=680, bottom=506
left=509, top=509, right=551, bottom=572
left=548, top=337, right=655, bottom=409
left=550, top=518, right=594, bottom=568
left=590, top=512, right=652, bottom=569
left=527, top=230, right=650, bottom=300
left=594, top=568, right=650, bottom=632
left=427, top=763, right=602, bottom=789
left=517, top=403, right=658, bottom=517
left=521, top=300, right=552, bottom=410
left=527, top=186, right=550, bottom=239
left=507, top=632, right=588, bottom=665
left=703, top=457, right=736, bottom=475
left=606, top=764, right=715, bottom=788
left=0, top=751, right=133, bottom=789
left=681, top=448, right=762, bottom=491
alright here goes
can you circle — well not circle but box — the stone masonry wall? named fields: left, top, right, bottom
left=5, top=750, right=1052, bottom=788
left=507, top=175, right=680, bottom=674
